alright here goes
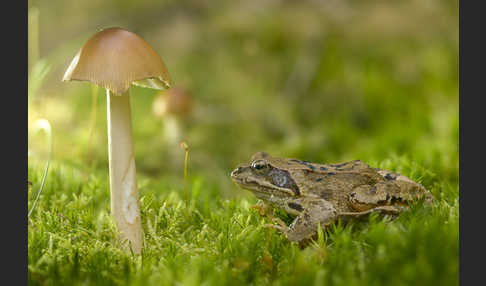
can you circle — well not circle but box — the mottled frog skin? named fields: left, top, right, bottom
left=231, top=152, right=433, bottom=243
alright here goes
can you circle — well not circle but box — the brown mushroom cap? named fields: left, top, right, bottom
left=63, top=27, right=171, bottom=94
left=152, top=87, right=193, bottom=118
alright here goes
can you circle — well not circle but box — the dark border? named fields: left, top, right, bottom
left=1, top=0, right=28, bottom=285
left=459, top=0, right=484, bottom=285
left=4, top=0, right=28, bottom=285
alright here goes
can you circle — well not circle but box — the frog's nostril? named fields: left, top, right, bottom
left=231, top=168, right=241, bottom=177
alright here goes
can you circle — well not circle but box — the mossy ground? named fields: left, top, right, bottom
left=28, top=159, right=458, bottom=286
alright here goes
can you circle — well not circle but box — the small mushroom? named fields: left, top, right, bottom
left=152, top=86, right=193, bottom=152
left=152, top=86, right=193, bottom=119
left=63, top=27, right=171, bottom=254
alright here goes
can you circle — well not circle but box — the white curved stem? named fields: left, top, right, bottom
left=107, top=90, right=143, bottom=254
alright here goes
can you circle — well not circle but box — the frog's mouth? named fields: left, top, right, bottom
left=232, top=176, right=294, bottom=196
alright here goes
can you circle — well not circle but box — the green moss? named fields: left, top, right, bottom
left=28, top=158, right=458, bottom=286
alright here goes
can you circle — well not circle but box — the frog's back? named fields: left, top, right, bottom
left=292, top=160, right=384, bottom=212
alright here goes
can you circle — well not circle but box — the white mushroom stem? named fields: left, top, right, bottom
left=106, top=89, right=143, bottom=254
left=163, top=116, right=184, bottom=170
left=163, top=115, right=181, bottom=148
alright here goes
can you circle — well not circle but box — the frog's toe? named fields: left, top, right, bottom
left=373, top=205, right=402, bottom=215
left=271, top=217, right=288, bottom=228
left=264, top=223, right=287, bottom=234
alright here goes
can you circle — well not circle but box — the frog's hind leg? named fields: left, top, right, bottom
left=339, top=205, right=402, bottom=221
left=266, top=199, right=337, bottom=243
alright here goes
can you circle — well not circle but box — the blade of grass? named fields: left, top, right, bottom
left=28, top=118, right=53, bottom=218
left=87, top=85, right=99, bottom=145
left=181, top=141, right=189, bottom=205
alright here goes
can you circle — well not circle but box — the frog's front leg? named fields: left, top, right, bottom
left=252, top=200, right=288, bottom=228
left=266, top=199, right=337, bottom=242
left=251, top=200, right=273, bottom=217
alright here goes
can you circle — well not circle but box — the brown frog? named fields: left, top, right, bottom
left=230, top=152, right=434, bottom=243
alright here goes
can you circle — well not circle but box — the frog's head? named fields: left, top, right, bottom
left=231, top=152, right=300, bottom=201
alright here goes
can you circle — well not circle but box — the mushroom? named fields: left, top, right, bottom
left=152, top=86, right=193, bottom=149
left=152, top=87, right=193, bottom=119
left=63, top=27, right=171, bottom=254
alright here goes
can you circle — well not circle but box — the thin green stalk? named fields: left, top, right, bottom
left=86, top=85, right=99, bottom=154
left=28, top=7, right=39, bottom=71
left=28, top=118, right=53, bottom=218
left=181, top=141, right=189, bottom=205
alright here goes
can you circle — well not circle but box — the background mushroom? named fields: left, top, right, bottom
left=152, top=86, right=193, bottom=168
left=63, top=27, right=171, bottom=254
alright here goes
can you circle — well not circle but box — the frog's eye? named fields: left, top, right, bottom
left=251, top=160, right=269, bottom=174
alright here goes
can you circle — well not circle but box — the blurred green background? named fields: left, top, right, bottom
left=27, top=0, right=458, bottom=285
left=28, top=0, right=458, bottom=196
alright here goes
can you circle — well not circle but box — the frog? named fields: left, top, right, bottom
left=230, top=152, right=434, bottom=243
